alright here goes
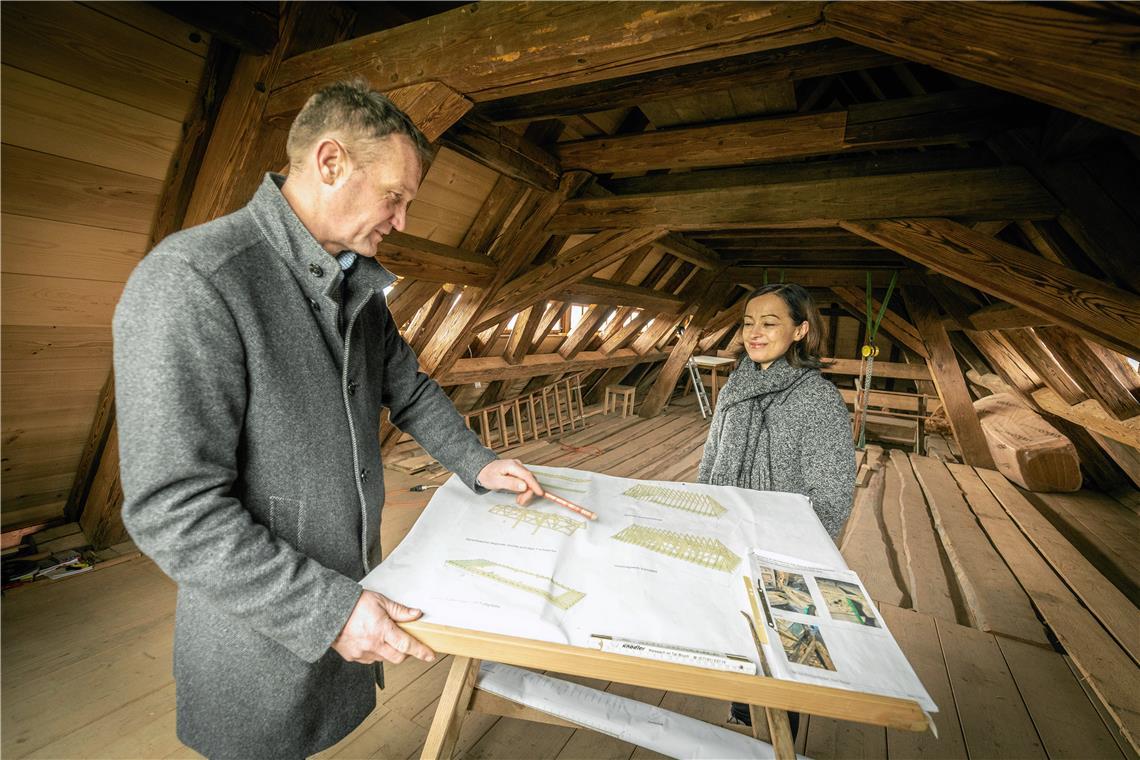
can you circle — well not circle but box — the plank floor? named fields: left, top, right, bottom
left=2, top=395, right=1136, bottom=759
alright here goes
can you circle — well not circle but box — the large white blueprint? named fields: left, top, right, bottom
left=362, top=466, right=933, bottom=710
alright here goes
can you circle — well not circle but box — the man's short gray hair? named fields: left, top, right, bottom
left=286, top=79, right=433, bottom=171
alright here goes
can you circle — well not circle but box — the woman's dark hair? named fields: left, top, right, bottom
left=743, top=282, right=829, bottom=369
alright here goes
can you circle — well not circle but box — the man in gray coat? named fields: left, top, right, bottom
left=113, top=81, right=543, bottom=758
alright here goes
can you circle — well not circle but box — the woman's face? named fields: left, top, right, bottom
left=741, top=293, right=809, bottom=369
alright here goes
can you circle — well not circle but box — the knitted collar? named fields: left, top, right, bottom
left=715, top=356, right=814, bottom=410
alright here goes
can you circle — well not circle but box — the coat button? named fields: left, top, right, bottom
left=308, top=298, right=321, bottom=312
left=360, top=468, right=369, bottom=482
left=347, top=380, right=358, bottom=396
left=309, top=263, right=324, bottom=277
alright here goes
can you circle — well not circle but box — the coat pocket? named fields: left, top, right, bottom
left=268, top=496, right=307, bottom=553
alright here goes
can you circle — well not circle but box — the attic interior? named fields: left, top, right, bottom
left=2, top=2, right=1138, bottom=759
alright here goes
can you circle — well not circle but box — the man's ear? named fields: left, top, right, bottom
left=314, top=139, right=348, bottom=186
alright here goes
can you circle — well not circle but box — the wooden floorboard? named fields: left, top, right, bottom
left=3, top=405, right=1134, bottom=759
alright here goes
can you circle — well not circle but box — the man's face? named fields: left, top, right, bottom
left=324, top=134, right=421, bottom=257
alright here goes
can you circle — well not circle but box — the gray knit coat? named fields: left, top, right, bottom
left=113, top=174, right=497, bottom=759
left=698, top=357, right=856, bottom=538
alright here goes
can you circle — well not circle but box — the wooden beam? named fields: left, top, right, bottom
left=554, top=278, right=685, bottom=315
left=388, top=279, right=443, bottom=330
left=957, top=302, right=1052, bottom=331
left=903, top=285, right=996, bottom=469
left=374, top=232, right=496, bottom=286
left=1034, top=327, right=1140, bottom=421
left=599, top=311, right=654, bottom=356
left=438, top=349, right=666, bottom=386
left=842, top=218, right=1140, bottom=358
left=654, top=233, right=721, bottom=270
left=552, top=167, right=1057, bottom=233
left=557, top=89, right=1026, bottom=173
left=823, top=357, right=931, bottom=382
left=996, top=328, right=1087, bottom=406
left=724, top=268, right=899, bottom=289
left=267, top=2, right=828, bottom=122
left=1033, top=388, right=1140, bottom=450
left=381, top=81, right=474, bottom=143
left=438, top=114, right=560, bottom=191
left=503, top=305, right=538, bottom=366
left=474, top=228, right=667, bottom=331
left=474, top=39, right=893, bottom=123
left=558, top=305, right=612, bottom=360
left=153, top=1, right=278, bottom=54
left=640, top=276, right=732, bottom=417
left=825, top=2, right=1140, bottom=136
left=831, top=286, right=928, bottom=359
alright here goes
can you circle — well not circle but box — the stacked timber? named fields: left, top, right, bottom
left=974, top=392, right=1081, bottom=492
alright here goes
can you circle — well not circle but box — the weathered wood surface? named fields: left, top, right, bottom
left=439, top=114, right=560, bottom=191
left=1034, top=326, right=1140, bottom=421
left=825, top=1, right=1140, bottom=136
left=887, top=451, right=953, bottom=621
left=831, top=286, right=927, bottom=359
left=558, top=89, right=1025, bottom=173
left=840, top=447, right=907, bottom=607
left=1001, top=327, right=1088, bottom=406
left=475, top=38, right=893, bottom=123
left=554, top=278, right=685, bottom=315
left=551, top=167, right=1057, bottom=232
left=438, top=350, right=666, bottom=386
left=971, top=468, right=1140, bottom=666
left=964, top=470, right=1140, bottom=753
left=267, top=2, right=828, bottom=121
left=375, top=232, right=496, bottom=287
left=911, top=456, right=1048, bottom=645
left=1033, top=387, right=1140, bottom=449
left=843, top=218, right=1140, bottom=357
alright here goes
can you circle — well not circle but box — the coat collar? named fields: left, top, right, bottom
left=248, top=173, right=398, bottom=302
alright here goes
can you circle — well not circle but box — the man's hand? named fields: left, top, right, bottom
left=332, top=591, right=435, bottom=665
left=477, top=459, right=544, bottom=506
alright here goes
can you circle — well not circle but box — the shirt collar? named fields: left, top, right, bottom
left=247, top=173, right=396, bottom=299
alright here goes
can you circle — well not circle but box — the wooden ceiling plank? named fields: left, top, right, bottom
left=998, top=328, right=1088, bottom=408
left=552, top=167, right=1057, bottom=232
left=902, top=285, right=996, bottom=469
left=1034, top=327, right=1140, bottom=422
left=842, top=218, right=1140, bottom=358
left=267, top=2, right=828, bottom=125
left=474, top=39, right=894, bottom=123
left=558, top=89, right=1025, bottom=174
left=825, top=2, right=1140, bottom=136
left=438, top=114, right=560, bottom=191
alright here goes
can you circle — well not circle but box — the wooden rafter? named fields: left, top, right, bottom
left=554, top=278, right=685, bottom=315
left=266, top=2, right=828, bottom=124
left=557, top=89, right=1028, bottom=173
left=842, top=218, right=1140, bottom=357
left=825, top=2, right=1140, bottom=136
left=475, top=39, right=894, bottom=123
left=438, top=114, right=561, bottom=191
left=376, top=232, right=496, bottom=286
left=551, top=167, right=1058, bottom=232
left=439, top=349, right=667, bottom=386
left=831, top=285, right=928, bottom=359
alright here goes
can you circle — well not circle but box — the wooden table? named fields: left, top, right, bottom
left=690, top=355, right=738, bottom=408
left=411, top=620, right=928, bottom=760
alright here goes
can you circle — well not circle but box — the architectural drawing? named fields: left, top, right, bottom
left=775, top=619, right=836, bottom=671
left=446, top=559, right=586, bottom=610
left=817, top=577, right=879, bottom=627
left=489, top=504, right=585, bottom=536
left=622, top=484, right=726, bottom=518
left=611, top=524, right=741, bottom=572
left=760, top=566, right=817, bottom=615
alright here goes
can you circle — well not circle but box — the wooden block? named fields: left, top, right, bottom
left=935, top=616, right=1046, bottom=758
left=912, top=456, right=1048, bottom=645
left=974, top=392, right=1082, bottom=491
left=889, top=450, right=955, bottom=621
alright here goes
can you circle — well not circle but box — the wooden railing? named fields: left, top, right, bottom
left=463, top=374, right=586, bottom=450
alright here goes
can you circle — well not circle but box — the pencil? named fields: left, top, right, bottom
left=543, top=489, right=598, bottom=521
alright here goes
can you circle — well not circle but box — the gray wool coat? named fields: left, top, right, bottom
left=698, top=357, right=856, bottom=539
left=113, top=174, right=497, bottom=759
